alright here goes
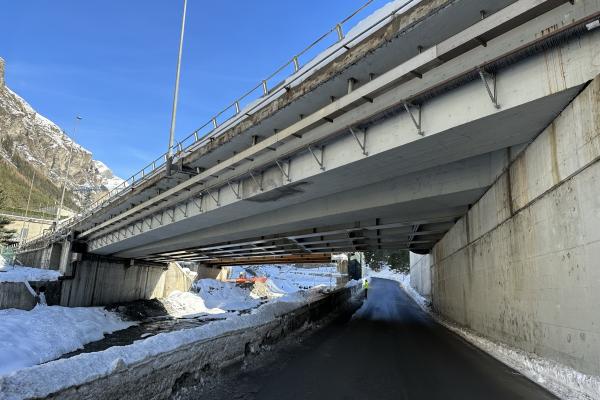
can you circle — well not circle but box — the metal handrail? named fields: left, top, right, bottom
left=20, top=0, right=417, bottom=248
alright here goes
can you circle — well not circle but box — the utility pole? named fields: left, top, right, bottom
left=166, top=0, right=188, bottom=176
left=56, top=116, right=82, bottom=226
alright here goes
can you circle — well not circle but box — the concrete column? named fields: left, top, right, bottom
left=190, top=263, right=221, bottom=280
left=58, top=240, right=73, bottom=275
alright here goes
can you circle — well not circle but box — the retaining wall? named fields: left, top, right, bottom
left=60, top=256, right=192, bottom=307
left=0, top=281, right=61, bottom=310
left=0, top=257, right=192, bottom=310
left=410, top=75, right=600, bottom=376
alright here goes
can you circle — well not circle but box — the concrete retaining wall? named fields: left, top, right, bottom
left=60, top=256, right=192, bottom=307
left=409, top=253, right=432, bottom=299
left=410, top=75, right=600, bottom=376
left=16, top=246, right=47, bottom=269
left=0, top=281, right=61, bottom=310
left=10, top=286, right=359, bottom=400
left=1, top=256, right=192, bottom=310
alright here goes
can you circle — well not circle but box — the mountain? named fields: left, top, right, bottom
left=0, top=57, right=124, bottom=214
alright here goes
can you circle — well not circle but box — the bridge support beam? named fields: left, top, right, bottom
left=410, top=74, right=600, bottom=377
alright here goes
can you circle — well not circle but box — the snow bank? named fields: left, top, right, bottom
left=193, top=279, right=261, bottom=311
left=243, top=264, right=340, bottom=294
left=0, top=294, right=319, bottom=399
left=440, top=321, right=600, bottom=400
left=0, top=306, right=134, bottom=376
left=165, top=266, right=337, bottom=318
left=160, top=291, right=226, bottom=318
left=0, top=265, right=62, bottom=283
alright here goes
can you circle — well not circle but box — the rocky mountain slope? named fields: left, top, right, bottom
left=0, top=57, right=123, bottom=212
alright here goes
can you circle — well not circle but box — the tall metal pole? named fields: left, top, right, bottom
left=56, top=116, right=82, bottom=225
left=166, top=0, right=188, bottom=175
left=21, top=170, right=35, bottom=241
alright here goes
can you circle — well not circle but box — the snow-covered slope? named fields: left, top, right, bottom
left=0, top=57, right=123, bottom=205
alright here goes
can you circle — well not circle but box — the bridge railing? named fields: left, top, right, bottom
left=20, top=0, right=419, bottom=249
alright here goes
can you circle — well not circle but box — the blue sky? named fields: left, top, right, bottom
left=1, top=1, right=389, bottom=178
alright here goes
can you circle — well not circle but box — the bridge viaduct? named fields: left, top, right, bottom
left=15, top=0, right=600, bottom=379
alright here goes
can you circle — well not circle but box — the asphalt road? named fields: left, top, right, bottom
left=199, top=278, right=556, bottom=400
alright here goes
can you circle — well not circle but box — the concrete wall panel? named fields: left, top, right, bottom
left=412, top=74, right=600, bottom=376
left=60, top=257, right=189, bottom=307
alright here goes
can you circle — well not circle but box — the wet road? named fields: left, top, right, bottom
left=200, top=278, right=556, bottom=400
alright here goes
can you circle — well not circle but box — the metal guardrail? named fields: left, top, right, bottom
left=20, top=0, right=418, bottom=248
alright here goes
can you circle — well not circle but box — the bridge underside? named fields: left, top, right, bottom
left=104, top=82, right=583, bottom=264
left=21, top=0, right=598, bottom=267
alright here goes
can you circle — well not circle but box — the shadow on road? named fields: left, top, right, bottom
left=185, top=278, right=556, bottom=400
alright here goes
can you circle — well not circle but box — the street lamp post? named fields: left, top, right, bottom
left=21, top=170, right=35, bottom=241
left=166, top=0, right=188, bottom=176
left=55, top=116, right=82, bottom=226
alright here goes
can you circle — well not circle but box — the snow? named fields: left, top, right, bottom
left=160, top=290, right=226, bottom=318
left=0, top=262, right=351, bottom=397
left=1, top=83, right=122, bottom=205
left=240, top=264, right=340, bottom=294
left=0, top=265, right=62, bottom=283
left=162, top=265, right=340, bottom=318
left=0, top=306, right=134, bottom=377
left=93, top=160, right=124, bottom=190
left=345, top=279, right=361, bottom=288
left=0, top=293, right=321, bottom=399
left=193, top=278, right=261, bottom=310
left=440, top=320, right=600, bottom=400
left=364, top=266, right=600, bottom=400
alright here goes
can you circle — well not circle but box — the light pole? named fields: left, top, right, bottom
left=166, top=0, right=188, bottom=176
left=56, top=116, right=82, bottom=226
left=21, top=170, right=35, bottom=241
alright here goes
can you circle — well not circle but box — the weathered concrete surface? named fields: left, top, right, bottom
left=16, top=246, right=47, bottom=269
left=60, top=257, right=192, bottom=307
left=411, top=75, right=600, bottom=376
left=2, top=287, right=358, bottom=400
left=187, top=263, right=221, bottom=280
left=0, top=280, right=61, bottom=310
left=409, top=252, right=432, bottom=299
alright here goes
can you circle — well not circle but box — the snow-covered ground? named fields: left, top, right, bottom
left=0, top=306, right=134, bottom=376
left=162, top=279, right=262, bottom=318
left=233, top=264, right=341, bottom=294
left=161, top=264, right=341, bottom=318
left=0, top=263, right=342, bottom=382
left=365, top=266, right=600, bottom=400
left=0, top=278, right=342, bottom=399
left=0, top=264, right=62, bottom=283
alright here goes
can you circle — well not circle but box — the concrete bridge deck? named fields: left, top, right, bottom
left=16, top=0, right=600, bottom=267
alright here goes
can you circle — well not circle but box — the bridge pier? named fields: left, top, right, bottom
left=410, top=75, right=600, bottom=377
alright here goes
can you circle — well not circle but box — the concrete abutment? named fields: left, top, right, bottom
left=410, top=75, right=600, bottom=376
left=6, top=248, right=194, bottom=309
